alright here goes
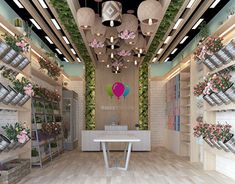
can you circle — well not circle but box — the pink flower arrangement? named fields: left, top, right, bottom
left=117, top=50, right=132, bottom=56
left=89, top=39, right=104, bottom=48
left=24, top=83, right=34, bottom=97
left=112, top=61, right=123, bottom=68
left=16, top=39, right=29, bottom=53
left=118, top=30, right=136, bottom=40
left=17, top=129, right=30, bottom=144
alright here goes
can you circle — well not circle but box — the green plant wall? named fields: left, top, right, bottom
left=50, top=0, right=95, bottom=130
left=138, top=0, right=185, bottom=129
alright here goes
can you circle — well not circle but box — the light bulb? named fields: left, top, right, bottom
left=127, top=60, right=130, bottom=62
left=110, top=36, right=114, bottom=43
left=117, top=66, right=119, bottom=71
left=111, top=53, right=114, bottom=58
left=138, top=53, right=141, bottom=58
left=111, top=45, right=114, bottom=49
left=115, top=70, right=118, bottom=74
left=110, top=20, right=114, bottom=27
left=139, top=49, right=143, bottom=54
left=134, top=60, right=137, bottom=65
left=97, top=33, right=101, bottom=36
left=148, top=18, right=153, bottom=25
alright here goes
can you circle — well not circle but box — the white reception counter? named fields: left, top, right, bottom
left=82, top=130, right=151, bottom=151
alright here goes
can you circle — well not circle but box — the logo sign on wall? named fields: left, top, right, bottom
left=106, top=82, right=130, bottom=99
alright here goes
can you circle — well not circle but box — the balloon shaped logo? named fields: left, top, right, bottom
left=112, top=82, right=125, bottom=99
left=123, top=84, right=130, bottom=98
left=106, top=84, right=114, bottom=98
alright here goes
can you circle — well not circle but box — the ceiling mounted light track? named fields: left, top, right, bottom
left=102, top=1, right=122, bottom=27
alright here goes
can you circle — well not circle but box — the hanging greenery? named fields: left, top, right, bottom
left=139, top=0, right=185, bottom=129
left=50, top=0, right=96, bottom=130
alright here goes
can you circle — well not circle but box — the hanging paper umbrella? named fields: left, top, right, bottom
left=112, top=82, right=125, bottom=99
left=123, top=83, right=130, bottom=98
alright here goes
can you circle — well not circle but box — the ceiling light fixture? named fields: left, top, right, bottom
left=51, top=19, right=61, bottom=30
left=55, top=48, right=62, bottom=55
left=13, top=0, right=24, bottom=8
left=180, top=36, right=189, bottom=44
left=38, top=0, right=48, bottom=8
left=77, top=7, right=95, bottom=29
left=30, top=19, right=41, bottom=30
left=171, top=48, right=178, bottom=54
left=164, top=36, right=172, bottom=44
left=111, top=53, right=114, bottom=59
left=173, top=18, right=183, bottom=29
left=164, top=57, right=170, bottom=62
left=107, top=64, right=110, bottom=68
left=76, top=57, right=81, bottom=62
left=152, top=57, right=157, bottom=63
left=64, top=57, right=69, bottom=63
left=210, top=0, right=220, bottom=8
left=192, top=18, right=204, bottom=29
left=134, top=60, right=137, bottom=65
left=111, top=45, right=114, bottom=49
left=62, top=36, right=70, bottom=44
left=0, top=23, right=15, bottom=36
left=157, top=48, right=163, bottom=54
left=186, top=0, right=196, bottom=8
left=45, top=36, right=53, bottom=44
left=70, top=48, right=76, bottom=55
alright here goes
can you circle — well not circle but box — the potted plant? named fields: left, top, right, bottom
left=50, top=142, right=58, bottom=153
left=31, top=148, right=40, bottom=163
left=135, top=124, right=140, bottom=130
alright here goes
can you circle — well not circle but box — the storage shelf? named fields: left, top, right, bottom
left=0, top=103, right=29, bottom=111
left=210, top=59, right=235, bottom=75
left=31, top=67, right=61, bottom=86
left=0, top=60, right=30, bottom=78
left=206, top=103, right=235, bottom=111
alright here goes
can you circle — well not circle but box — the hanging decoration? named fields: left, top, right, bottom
left=106, top=84, right=114, bottom=98
left=102, top=1, right=122, bottom=27
left=89, top=39, right=105, bottom=48
left=140, top=22, right=157, bottom=36
left=106, top=82, right=130, bottom=99
left=117, top=50, right=131, bottom=56
left=118, top=30, right=136, bottom=40
left=76, top=7, right=95, bottom=29
left=123, top=83, right=130, bottom=98
left=91, top=15, right=106, bottom=36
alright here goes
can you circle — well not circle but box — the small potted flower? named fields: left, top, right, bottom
left=31, top=148, right=40, bottom=163
left=135, top=124, right=140, bottom=130
left=50, top=142, right=58, bottom=153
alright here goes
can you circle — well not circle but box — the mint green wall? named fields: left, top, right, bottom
left=172, top=0, right=235, bottom=67
left=150, top=62, right=172, bottom=77
left=0, top=0, right=84, bottom=77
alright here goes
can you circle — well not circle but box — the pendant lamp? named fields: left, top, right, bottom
left=77, top=7, right=95, bottom=29
left=102, top=1, right=122, bottom=27
left=91, top=15, right=106, bottom=37
left=134, top=34, right=146, bottom=51
left=137, top=0, right=162, bottom=25
left=124, top=32, right=138, bottom=45
left=140, top=22, right=157, bottom=36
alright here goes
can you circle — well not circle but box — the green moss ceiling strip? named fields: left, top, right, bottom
left=50, top=0, right=95, bottom=130
left=139, top=0, right=185, bottom=130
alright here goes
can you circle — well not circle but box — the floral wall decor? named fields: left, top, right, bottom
left=4, top=34, right=29, bottom=53
left=38, top=58, right=61, bottom=80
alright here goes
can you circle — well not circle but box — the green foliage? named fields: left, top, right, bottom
left=50, top=0, right=96, bottom=130
left=12, top=77, right=30, bottom=94
left=50, top=142, right=57, bottom=148
left=31, top=148, right=39, bottom=157
left=142, top=0, right=185, bottom=64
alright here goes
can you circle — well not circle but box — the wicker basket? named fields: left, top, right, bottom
left=0, top=159, right=30, bottom=184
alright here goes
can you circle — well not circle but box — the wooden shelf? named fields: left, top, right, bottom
left=206, top=103, right=235, bottom=111
left=0, top=103, right=29, bottom=111
left=210, top=59, right=235, bottom=75
left=31, top=67, right=61, bottom=86
left=0, top=60, right=30, bottom=78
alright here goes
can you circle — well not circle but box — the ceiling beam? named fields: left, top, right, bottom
left=19, top=0, right=74, bottom=63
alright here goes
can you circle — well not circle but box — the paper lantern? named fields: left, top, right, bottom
left=134, top=34, right=146, bottom=51
left=137, top=0, right=162, bottom=25
left=91, top=15, right=106, bottom=37
left=140, top=22, right=157, bottom=36
left=77, top=7, right=95, bottom=29
left=102, top=1, right=122, bottom=27
left=117, top=14, right=138, bottom=33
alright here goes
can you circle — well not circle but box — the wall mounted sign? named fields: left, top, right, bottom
left=106, top=82, right=130, bottom=99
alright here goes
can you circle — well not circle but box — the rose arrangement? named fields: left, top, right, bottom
left=2, top=122, right=30, bottom=144
left=12, top=77, right=34, bottom=96
left=34, top=85, right=61, bottom=102
left=38, top=58, right=61, bottom=80
left=118, top=30, right=136, bottom=40
left=89, top=39, right=104, bottom=48
left=193, top=122, right=233, bottom=142
left=194, top=36, right=223, bottom=61
left=117, top=50, right=132, bottom=57
left=193, top=72, right=232, bottom=96
left=42, top=122, right=61, bottom=136
left=4, top=34, right=29, bottom=53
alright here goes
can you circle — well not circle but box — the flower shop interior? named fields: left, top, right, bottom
left=1, top=0, right=235, bottom=184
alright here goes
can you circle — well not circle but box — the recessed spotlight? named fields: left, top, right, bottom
left=110, top=36, right=114, bottom=43
left=13, top=0, right=24, bottom=8
left=30, top=19, right=41, bottom=30
left=152, top=57, right=157, bottom=63
left=164, top=36, right=172, bottom=44
left=164, top=57, right=170, bottom=62
left=210, top=0, right=220, bottom=8
left=134, top=60, right=137, bottom=65
left=111, top=53, right=114, bottom=59
left=111, top=45, right=114, bottom=49
left=180, top=36, right=189, bottom=44
left=127, top=59, right=130, bottom=62
left=157, top=48, right=163, bottom=54
left=51, top=19, right=61, bottom=30
left=107, top=64, right=110, bottom=68
left=70, top=48, right=76, bottom=55
left=173, top=18, right=183, bottom=30
left=0, top=23, right=15, bottom=36
left=186, top=0, right=196, bottom=8
left=45, top=36, right=53, bottom=44
left=192, top=18, right=204, bottom=29
left=62, top=36, right=70, bottom=44
left=64, top=57, right=69, bottom=63
left=117, top=66, right=119, bottom=70
left=38, top=0, right=48, bottom=8
left=171, top=48, right=178, bottom=54
left=55, top=48, right=62, bottom=55
left=76, top=57, right=81, bottom=62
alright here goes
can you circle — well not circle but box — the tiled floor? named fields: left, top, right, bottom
left=19, top=147, right=235, bottom=184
